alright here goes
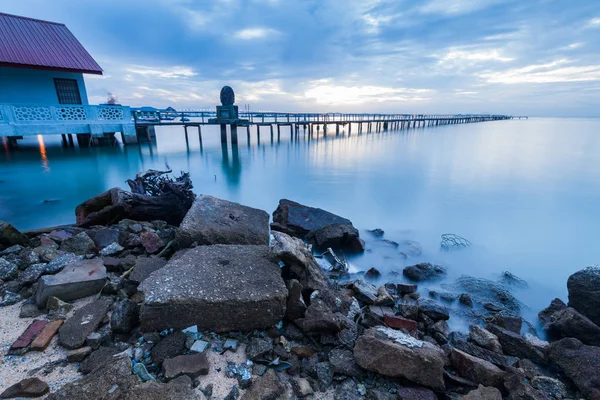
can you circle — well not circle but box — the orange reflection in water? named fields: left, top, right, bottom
left=37, top=135, right=50, bottom=172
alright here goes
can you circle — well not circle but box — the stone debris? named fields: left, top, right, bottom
left=162, top=353, right=209, bottom=380
left=30, top=319, right=64, bottom=351
left=58, top=299, right=112, bottom=349
left=0, top=377, right=49, bottom=398
left=9, top=319, right=48, bottom=354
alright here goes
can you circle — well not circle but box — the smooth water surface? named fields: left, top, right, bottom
left=2, top=118, right=600, bottom=324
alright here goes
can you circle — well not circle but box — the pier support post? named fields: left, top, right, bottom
left=220, top=124, right=227, bottom=143
left=231, top=124, right=238, bottom=145
left=61, top=134, right=68, bottom=147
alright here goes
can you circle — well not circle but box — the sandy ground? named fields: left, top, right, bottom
left=197, top=343, right=249, bottom=399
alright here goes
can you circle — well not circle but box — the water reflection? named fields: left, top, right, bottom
left=37, top=135, right=50, bottom=172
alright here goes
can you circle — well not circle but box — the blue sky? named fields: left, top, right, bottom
left=3, top=0, right=600, bottom=116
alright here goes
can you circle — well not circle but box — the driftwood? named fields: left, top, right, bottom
left=75, top=170, right=195, bottom=227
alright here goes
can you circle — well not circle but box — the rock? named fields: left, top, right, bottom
left=0, top=258, right=18, bottom=280
left=306, top=222, right=361, bottom=251
left=349, top=280, right=379, bottom=305
left=0, top=220, right=29, bottom=248
left=418, top=298, right=450, bottom=321
left=486, top=324, right=546, bottom=364
left=334, top=379, right=362, bottom=400
left=0, top=291, right=21, bottom=306
left=133, top=363, right=156, bottom=383
left=291, top=377, right=313, bottom=397
left=0, top=377, right=49, bottom=398
left=538, top=298, right=568, bottom=324
left=523, top=333, right=549, bottom=354
left=354, top=327, right=446, bottom=390
left=190, top=340, right=209, bottom=353
left=303, top=299, right=341, bottom=333
left=329, top=348, right=363, bottom=377
left=453, top=338, right=519, bottom=368
left=79, top=346, right=120, bottom=374
left=368, top=228, right=384, bottom=237
left=396, top=387, right=437, bottom=400
left=44, top=253, right=83, bottom=274
left=46, top=296, right=73, bottom=318
left=461, top=385, right=502, bottom=400
left=47, top=353, right=138, bottom=400
left=126, top=375, right=198, bottom=399
left=99, top=242, right=124, bottom=256
left=285, top=279, right=307, bottom=321
left=59, top=232, right=95, bottom=255
left=31, top=319, right=63, bottom=351
left=9, top=320, right=48, bottom=353
left=18, top=263, right=47, bottom=285
left=58, top=299, right=112, bottom=349
left=316, top=362, right=334, bottom=391
left=403, top=263, right=446, bottom=281
left=459, top=293, right=474, bottom=307
left=448, top=276, right=523, bottom=316
left=35, top=258, right=107, bottom=307
left=375, top=286, right=394, bottom=306
left=139, top=245, right=287, bottom=332
left=240, top=370, right=284, bottom=400
left=291, top=346, right=315, bottom=358
left=270, top=231, right=328, bottom=292
left=451, top=348, right=505, bottom=389
left=544, top=307, right=600, bottom=345
left=490, top=315, right=522, bottom=334
left=530, top=376, right=567, bottom=400
left=151, top=331, right=187, bottom=364
left=162, top=353, right=209, bottom=380
left=92, top=228, right=123, bottom=248
left=246, top=337, right=273, bottom=360
left=129, top=256, right=167, bottom=284
left=567, top=266, right=600, bottom=326
left=0, top=244, right=23, bottom=255
left=548, top=338, right=600, bottom=399
left=111, top=299, right=139, bottom=333
left=86, top=328, right=110, bottom=349
left=469, top=325, right=502, bottom=353
left=364, top=267, right=381, bottom=281
left=177, top=195, right=269, bottom=247
left=383, top=314, right=417, bottom=333
left=67, top=346, right=93, bottom=362
left=397, top=283, right=417, bottom=295
left=224, top=386, right=240, bottom=400
left=19, top=302, right=42, bottom=318
left=140, top=231, right=164, bottom=254
left=503, top=367, right=551, bottom=400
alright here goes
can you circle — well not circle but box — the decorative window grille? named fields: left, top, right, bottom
left=54, top=78, right=82, bottom=104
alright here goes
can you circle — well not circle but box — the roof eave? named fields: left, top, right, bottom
left=0, top=62, right=103, bottom=75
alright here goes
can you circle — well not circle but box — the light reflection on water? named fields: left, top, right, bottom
left=1, top=118, right=600, bottom=328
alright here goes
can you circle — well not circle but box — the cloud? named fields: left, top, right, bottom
left=125, top=66, right=198, bottom=79
left=234, top=27, right=279, bottom=40
left=480, top=60, right=600, bottom=84
left=303, top=81, right=434, bottom=105
left=440, top=49, right=514, bottom=63
left=419, top=0, right=505, bottom=15
left=588, top=17, right=600, bottom=27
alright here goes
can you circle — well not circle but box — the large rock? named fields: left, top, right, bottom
left=544, top=307, right=600, bottom=346
left=486, top=324, right=546, bottom=364
left=567, top=266, right=600, bottom=326
left=0, top=221, right=29, bottom=248
left=354, top=327, right=446, bottom=390
left=59, top=232, right=96, bottom=255
left=151, top=331, right=187, bottom=364
left=240, top=370, right=284, bottom=400
left=0, top=258, right=18, bottom=281
left=450, top=348, right=505, bottom=389
left=162, top=353, right=209, bottom=380
left=303, top=298, right=341, bottom=333
left=538, top=298, right=567, bottom=324
left=79, top=346, right=120, bottom=375
left=59, top=299, right=112, bottom=349
left=35, top=258, right=107, bottom=308
left=469, top=325, right=502, bottom=353
left=548, top=338, right=600, bottom=399
left=124, top=376, right=200, bottom=400
left=462, top=385, right=502, bottom=400
left=403, top=263, right=446, bottom=282
left=176, top=195, right=269, bottom=247
left=271, top=199, right=361, bottom=250
left=139, top=245, right=287, bottom=332
left=452, top=338, right=519, bottom=368
left=129, top=256, right=167, bottom=284
left=110, top=299, right=139, bottom=333
left=0, top=377, right=49, bottom=398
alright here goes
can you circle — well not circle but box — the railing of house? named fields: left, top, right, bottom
left=0, top=104, right=132, bottom=125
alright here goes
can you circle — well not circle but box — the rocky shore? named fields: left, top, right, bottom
left=0, top=190, right=599, bottom=399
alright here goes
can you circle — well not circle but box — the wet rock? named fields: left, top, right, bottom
left=177, top=195, right=269, bottom=247
left=111, top=299, right=139, bottom=333
left=151, top=331, right=187, bottom=364
left=139, top=245, right=287, bottom=332
left=364, top=267, right=381, bottom=281
left=0, top=258, right=18, bottom=280
left=461, top=385, right=502, bottom=400
left=548, top=337, right=600, bottom=399
left=351, top=280, right=379, bottom=305
left=490, top=315, right=522, bottom=334
left=418, top=298, right=450, bottom=321
left=383, top=314, right=417, bottom=333
left=0, top=377, right=49, bottom=398
left=0, top=244, right=22, bottom=256
left=567, top=266, right=600, bottom=326
left=270, top=231, right=328, bottom=291
left=334, top=379, right=362, bottom=400
left=530, top=376, right=567, bottom=400
left=162, top=353, right=209, bottom=380
left=285, top=279, right=306, bottom=321
left=226, top=362, right=252, bottom=389
left=397, top=283, right=417, bottom=295
left=538, top=298, right=567, bottom=324
left=35, top=258, right=107, bottom=307
left=503, top=367, right=550, bottom=400
left=306, top=223, right=362, bottom=251
left=240, top=370, right=284, bottom=400
left=246, top=337, right=273, bottom=360
left=396, top=387, right=437, bottom=400
left=446, top=276, right=522, bottom=316
left=459, top=293, right=473, bottom=307
left=0, top=220, right=29, bottom=248
left=329, top=348, right=364, bottom=377
left=469, top=325, right=502, bottom=353
left=59, top=299, right=112, bottom=349
left=79, top=346, right=120, bottom=374
left=354, top=327, right=446, bottom=390
left=450, top=348, right=505, bottom=389
left=368, top=228, right=384, bottom=237
left=59, top=232, right=95, bottom=255
left=544, top=307, right=600, bottom=345
left=452, top=339, right=519, bottom=368
left=44, top=253, right=83, bottom=274
left=397, top=240, right=423, bottom=258
left=67, top=346, right=93, bottom=362
left=140, top=231, right=164, bottom=254
left=403, top=263, right=446, bottom=282
left=486, top=324, right=546, bottom=364
left=47, top=353, right=138, bottom=400
left=375, top=286, right=394, bottom=306
left=18, top=263, right=46, bottom=285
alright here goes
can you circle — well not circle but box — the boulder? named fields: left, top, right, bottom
left=461, top=385, right=502, bottom=400
left=140, top=245, right=287, bottom=332
left=450, top=348, right=505, bottom=389
left=0, top=221, right=29, bottom=248
left=490, top=315, right=522, bottom=334
left=486, top=324, right=546, bottom=364
left=538, top=298, right=567, bottom=324
left=162, top=353, right=209, bottom=380
left=44, top=253, right=83, bottom=274
left=403, top=263, right=446, bottom=282
left=92, top=228, right=124, bottom=248
left=567, top=266, right=600, bottom=326
left=59, top=299, right=112, bottom=349
left=503, top=367, right=551, bottom=400
left=548, top=338, right=600, bottom=399
left=0, top=258, right=18, bottom=281
left=453, top=339, right=519, bottom=368
left=530, top=376, right=567, bottom=400
left=110, top=299, right=139, bottom=333
left=18, top=263, right=47, bottom=285
left=129, top=256, right=167, bottom=284
left=418, top=299, right=450, bottom=321
left=151, top=331, right=187, bottom=364
left=59, top=232, right=96, bottom=255
left=469, top=325, right=502, bottom=353
left=271, top=199, right=361, bottom=250
left=544, top=307, right=600, bottom=345
left=446, top=276, right=522, bottom=316
left=176, top=195, right=269, bottom=247
left=354, top=327, right=446, bottom=390
left=0, top=378, right=49, bottom=398
left=351, top=280, right=378, bottom=305
left=35, top=258, right=107, bottom=308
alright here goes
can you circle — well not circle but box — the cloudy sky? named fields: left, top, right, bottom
left=3, top=0, right=600, bottom=116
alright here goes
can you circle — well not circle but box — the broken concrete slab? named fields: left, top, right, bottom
left=129, top=256, right=167, bottom=284
left=176, top=195, right=270, bottom=247
left=59, top=299, right=112, bottom=349
left=162, top=353, right=209, bottom=380
left=139, top=245, right=287, bottom=332
left=35, top=258, right=106, bottom=308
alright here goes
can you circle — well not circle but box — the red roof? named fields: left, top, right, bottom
left=0, top=12, right=102, bottom=74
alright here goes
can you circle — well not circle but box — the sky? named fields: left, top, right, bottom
left=2, top=0, right=600, bottom=116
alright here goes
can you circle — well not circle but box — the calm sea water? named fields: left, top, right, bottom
left=2, top=118, right=600, bottom=326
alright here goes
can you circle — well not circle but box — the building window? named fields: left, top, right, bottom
left=54, top=78, right=82, bottom=104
